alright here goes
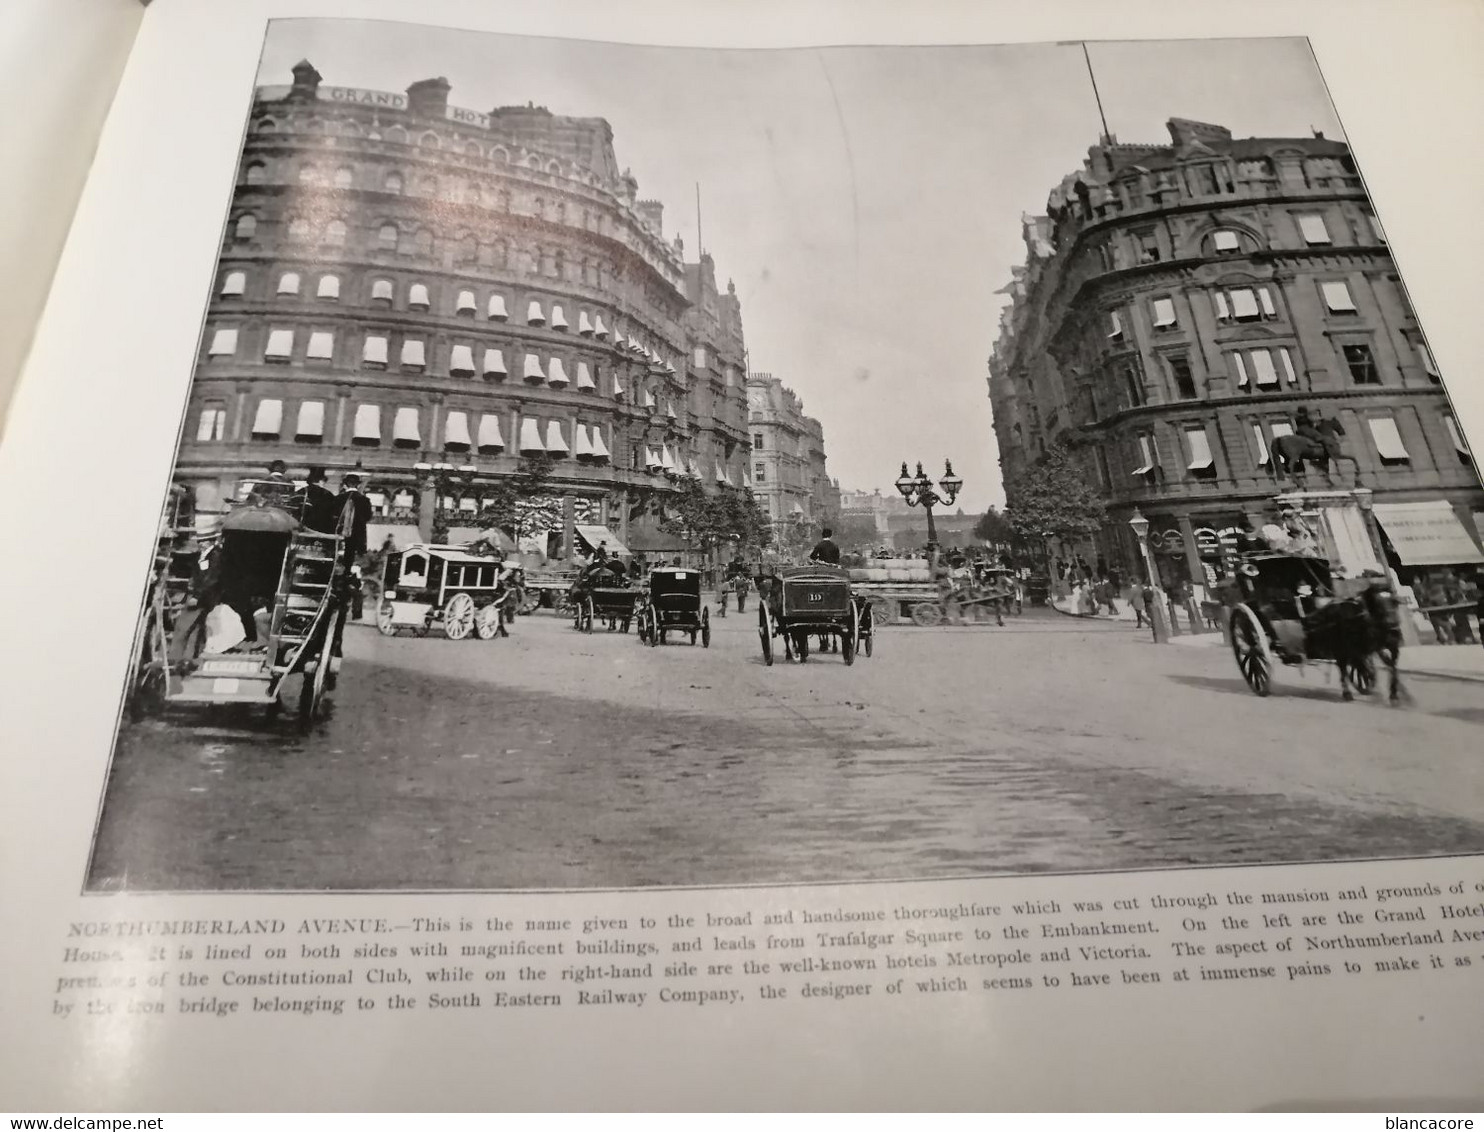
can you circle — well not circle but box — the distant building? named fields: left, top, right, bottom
left=989, top=117, right=1483, bottom=595
left=746, top=373, right=837, bottom=528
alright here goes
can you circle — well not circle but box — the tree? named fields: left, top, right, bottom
left=1002, top=441, right=1106, bottom=548
left=657, top=481, right=774, bottom=556
left=475, top=453, right=557, bottom=542
left=972, top=507, right=1015, bottom=546
left=829, top=513, right=882, bottom=554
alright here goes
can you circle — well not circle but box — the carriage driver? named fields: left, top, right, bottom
left=808, top=528, right=842, bottom=566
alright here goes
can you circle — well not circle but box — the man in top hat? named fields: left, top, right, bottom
left=298, top=467, right=340, bottom=534
left=337, top=472, right=373, bottom=560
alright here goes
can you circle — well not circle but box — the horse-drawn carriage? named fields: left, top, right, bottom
left=569, top=562, right=639, bottom=634
left=127, top=487, right=356, bottom=731
left=635, top=566, right=711, bottom=647
left=907, top=565, right=1020, bottom=626
left=756, top=566, right=860, bottom=665
left=377, top=544, right=509, bottom=639
left=1228, top=552, right=1401, bottom=702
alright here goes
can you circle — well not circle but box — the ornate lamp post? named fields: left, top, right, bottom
left=1127, top=507, right=1171, bottom=644
left=895, top=459, right=962, bottom=568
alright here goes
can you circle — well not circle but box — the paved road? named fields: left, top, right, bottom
left=88, top=605, right=1484, bottom=892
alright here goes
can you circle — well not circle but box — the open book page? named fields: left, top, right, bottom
left=2, top=0, right=1483, bottom=1112
left=0, top=0, right=143, bottom=434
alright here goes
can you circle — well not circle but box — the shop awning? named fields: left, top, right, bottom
left=576, top=362, right=596, bottom=391
left=477, top=413, right=504, bottom=451
left=574, top=524, right=631, bottom=559
left=1373, top=501, right=1484, bottom=566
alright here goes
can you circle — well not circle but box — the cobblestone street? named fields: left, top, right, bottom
left=88, top=605, right=1484, bottom=892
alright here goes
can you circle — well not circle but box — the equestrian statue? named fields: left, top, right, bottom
left=1271, top=407, right=1360, bottom=486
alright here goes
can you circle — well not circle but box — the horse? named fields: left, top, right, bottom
left=1300, top=581, right=1405, bottom=703
left=1271, top=418, right=1360, bottom=487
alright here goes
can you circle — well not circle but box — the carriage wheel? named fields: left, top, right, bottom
left=1231, top=606, right=1271, bottom=697
left=475, top=603, right=501, bottom=640
left=911, top=602, right=944, bottom=627
left=297, top=630, right=332, bottom=733
left=376, top=598, right=398, bottom=637
left=444, top=593, right=476, bottom=640
left=701, top=607, right=711, bottom=648
left=647, top=605, right=661, bottom=647
left=758, top=605, right=774, bottom=666
left=871, top=600, right=894, bottom=627
left=842, top=604, right=858, bottom=667
left=862, top=606, right=874, bottom=658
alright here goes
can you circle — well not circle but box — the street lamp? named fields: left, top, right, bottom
left=1127, top=507, right=1171, bottom=644
left=895, top=459, right=962, bottom=568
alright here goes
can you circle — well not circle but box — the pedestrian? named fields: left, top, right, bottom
left=1129, top=581, right=1147, bottom=628
left=297, top=467, right=340, bottom=533
left=336, top=472, right=373, bottom=561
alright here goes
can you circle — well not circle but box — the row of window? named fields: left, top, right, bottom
left=1114, top=410, right=1472, bottom=486
left=1097, top=210, right=1384, bottom=274
left=218, top=271, right=679, bottom=365
left=1112, top=277, right=1363, bottom=339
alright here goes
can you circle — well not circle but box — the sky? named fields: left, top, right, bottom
left=257, top=25, right=1344, bottom=512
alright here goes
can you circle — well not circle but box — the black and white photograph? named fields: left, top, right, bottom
left=86, top=19, right=1484, bottom=894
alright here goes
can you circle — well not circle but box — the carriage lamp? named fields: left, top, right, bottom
left=895, top=458, right=963, bottom=566
left=1127, top=507, right=1171, bottom=644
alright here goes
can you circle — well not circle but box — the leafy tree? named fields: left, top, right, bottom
left=658, top=481, right=774, bottom=555
left=474, top=453, right=557, bottom=542
left=1003, top=441, right=1106, bottom=546
left=829, top=513, right=882, bottom=554
left=972, top=506, right=1015, bottom=545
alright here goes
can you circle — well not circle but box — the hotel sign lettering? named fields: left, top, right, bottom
left=322, top=87, right=407, bottom=110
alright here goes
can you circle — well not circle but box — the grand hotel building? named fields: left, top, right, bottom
left=178, top=61, right=751, bottom=551
left=989, top=118, right=1484, bottom=595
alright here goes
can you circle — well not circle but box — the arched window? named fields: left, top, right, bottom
left=325, top=219, right=347, bottom=246
left=333, top=167, right=353, bottom=189
left=547, top=160, right=561, bottom=176
left=464, top=140, right=482, bottom=157
left=221, top=270, right=246, bottom=296
left=244, top=162, right=266, bottom=185
left=277, top=272, right=301, bottom=295
left=527, top=155, right=542, bottom=170
left=288, top=218, right=311, bottom=241
left=384, top=171, right=403, bottom=194
left=257, top=118, right=277, bottom=134
left=384, top=125, right=407, bottom=144
left=378, top=223, right=398, bottom=250
left=234, top=214, right=258, bottom=241
left=419, top=131, right=440, bottom=149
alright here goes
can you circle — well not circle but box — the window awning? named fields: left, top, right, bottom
left=459, top=497, right=477, bottom=513
left=364, top=335, right=388, bottom=365
left=251, top=399, right=283, bottom=436
left=645, top=447, right=661, bottom=470
left=1321, top=281, right=1354, bottom=312
left=545, top=421, right=569, bottom=454
left=1253, top=424, right=1271, bottom=466
left=317, top=275, right=340, bottom=299
left=372, top=279, right=394, bottom=302
left=589, top=427, right=610, bottom=461
left=1271, top=422, right=1294, bottom=439
left=408, top=283, right=430, bottom=308
left=1252, top=350, right=1279, bottom=387
left=393, top=406, right=421, bottom=444
left=1278, top=348, right=1297, bottom=383
left=265, top=329, right=293, bottom=358
left=401, top=339, right=426, bottom=368
left=477, top=413, right=504, bottom=450
left=644, top=389, right=657, bottom=409
left=1214, top=229, right=1239, bottom=251
left=523, top=353, right=545, bottom=382
left=1131, top=435, right=1155, bottom=476
left=487, top=294, right=508, bottom=320
left=1373, top=501, right=1484, bottom=566
left=308, top=331, right=334, bottom=360
left=444, top=411, right=471, bottom=448
left=612, top=373, right=624, bottom=398
left=483, top=348, right=506, bottom=377
left=715, top=461, right=728, bottom=485
left=456, top=290, right=476, bottom=314
left=519, top=418, right=545, bottom=453
left=1233, top=353, right=1248, bottom=387
left=295, top=400, right=325, bottom=438
left=578, top=311, right=593, bottom=335
left=209, top=328, right=238, bottom=356
left=551, top=305, right=569, bottom=331
left=666, top=401, right=677, bottom=420
left=222, top=271, right=245, bottom=296
left=1445, top=416, right=1471, bottom=456
left=450, top=345, right=475, bottom=375
left=277, top=273, right=300, bottom=295
left=574, top=424, right=594, bottom=457
left=527, top=300, right=545, bottom=325
left=574, top=524, right=631, bottom=559
left=1231, top=289, right=1260, bottom=319
left=354, top=404, right=381, bottom=441
left=661, top=445, right=676, bottom=471
left=594, top=315, right=608, bottom=339
left=1367, top=416, right=1409, bottom=460
left=547, top=358, right=569, bottom=387
left=576, top=362, right=596, bottom=391
left=1185, top=428, right=1214, bottom=470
